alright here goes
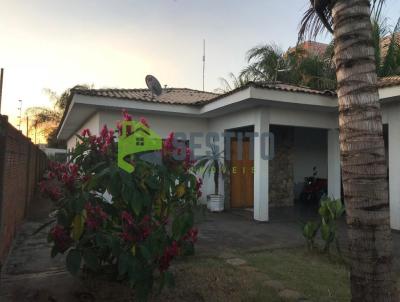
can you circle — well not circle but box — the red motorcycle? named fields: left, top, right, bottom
left=300, top=167, right=327, bottom=204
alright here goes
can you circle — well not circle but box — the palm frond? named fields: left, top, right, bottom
left=381, top=17, right=400, bottom=76
left=371, top=0, right=386, bottom=20
left=299, top=0, right=386, bottom=42
left=298, top=1, right=333, bottom=43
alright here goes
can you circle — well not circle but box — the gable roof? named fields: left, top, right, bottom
left=71, top=76, right=400, bottom=107
left=72, top=87, right=218, bottom=105
left=58, top=77, right=400, bottom=141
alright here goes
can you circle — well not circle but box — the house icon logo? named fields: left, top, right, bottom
left=118, top=120, right=162, bottom=173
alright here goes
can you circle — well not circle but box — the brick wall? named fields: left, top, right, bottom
left=0, top=115, right=48, bottom=264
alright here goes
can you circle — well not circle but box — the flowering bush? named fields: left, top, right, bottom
left=39, top=113, right=201, bottom=301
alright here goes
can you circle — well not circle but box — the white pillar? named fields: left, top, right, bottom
left=254, top=108, right=269, bottom=221
left=388, top=110, right=400, bottom=230
left=327, top=129, right=341, bottom=200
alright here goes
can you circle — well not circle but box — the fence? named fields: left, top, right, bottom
left=0, top=115, right=48, bottom=264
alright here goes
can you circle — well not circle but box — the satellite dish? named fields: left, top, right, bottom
left=145, top=75, right=163, bottom=96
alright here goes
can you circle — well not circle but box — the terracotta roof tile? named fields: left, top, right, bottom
left=72, top=87, right=218, bottom=105
left=377, top=76, right=400, bottom=88
left=72, top=77, right=400, bottom=108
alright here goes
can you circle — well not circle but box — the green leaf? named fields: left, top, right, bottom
left=146, top=175, right=159, bottom=190
left=66, top=249, right=81, bottom=275
left=57, top=209, right=69, bottom=227
left=139, top=245, right=152, bottom=261
left=50, top=245, right=59, bottom=258
left=129, top=198, right=143, bottom=216
left=110, top=236, right=122, bottom=257
left=72, top=214, right=85, bottom=241
left=122, top=184, right=134, bottom=204
left=108, top=170, right=122, bottom=196
left=321, top=220, right=332, bottom=242
left=72, top=197, right=85, bottom=214
left=83, top=249, right=99, bottom=271
left=95, top=233, right=109, bottom=247
left=118, top=253, right=129, bottom=276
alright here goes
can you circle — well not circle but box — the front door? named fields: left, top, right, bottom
left=230, top=138, right=254, bottom=208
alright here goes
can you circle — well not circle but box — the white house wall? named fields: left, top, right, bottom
left=386, top=102, right=400, bottom=230
left=269, top=107, right=337, bottom=129
left=67, top=112, right=101, bottom=152
left=98, top=110, right=209, bottom=155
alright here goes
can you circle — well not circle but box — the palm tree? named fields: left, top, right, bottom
left=214, top=72, right=251, bottom=93
left=240, top=44, right=287, bottom=82
left=26, top=84, right=90, bottom=147
left=299, top=1, right=396, bottom=301
left=372, top=16, right=400, bottom=76
left=237, top=43, right=336, bottom=90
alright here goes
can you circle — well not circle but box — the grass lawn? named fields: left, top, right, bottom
left=153, top=247, right=351, bottom=302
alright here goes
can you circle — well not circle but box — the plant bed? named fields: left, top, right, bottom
left=38, top=113, right=202, bottom=301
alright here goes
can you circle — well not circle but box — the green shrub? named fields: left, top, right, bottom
left=301, top=197, right=345, bottom=254
left=302, top=221, right=319, bottom=251
left=39, top=113, right=202, bottom=301
left=319, top=197, right=345, bottom=253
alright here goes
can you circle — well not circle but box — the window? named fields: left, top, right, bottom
left=136, top=137, right=144, bottom=146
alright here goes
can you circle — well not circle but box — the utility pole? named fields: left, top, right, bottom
left=202, top=39, right=205, bottom=91
left=0, top=68, right=4, bottom=114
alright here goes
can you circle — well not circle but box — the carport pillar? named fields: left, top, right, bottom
left=253, top=108, right=269, bottom=222
left=327, top=129, right=341, bottom=200
left=388, top=115, right=400, bottom=230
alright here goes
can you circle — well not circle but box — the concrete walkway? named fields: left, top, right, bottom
left=1, top=199, right=400, bottom=301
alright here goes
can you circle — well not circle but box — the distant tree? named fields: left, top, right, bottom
left=26, top=84, right=91, bottom=148
left=372, top=16, right=400, bottom=76
left=216, top=43, right=336, bottom=93
left=214, top=72, right=251, bottom=93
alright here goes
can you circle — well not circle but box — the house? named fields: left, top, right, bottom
left=57, top=78, right=400, bottom=230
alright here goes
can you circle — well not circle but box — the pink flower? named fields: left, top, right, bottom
left=163, top=132, right=175, bottom=153
left=81, top=128, right=91, bottom=137
left=183, top=228, right=198, bottom=243
left=184, top=147, right=194, bottom=169
left=122, top=109, right=132, bottom=121
left=85, top=203, right=108, bottom=231
left=116, top=122, right=122, bottom=136
left=50, top=225, right=72, bottom=252
left=121, top=211, right=134, bottom=226
left=100, top=124, right=108, bottom=138
left=159, top=241, right=180, bottom=272
left=139, top=117, right=149, bottom=128
left=195, top=178, right=203, bottom=197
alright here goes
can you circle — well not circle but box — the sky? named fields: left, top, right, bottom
left=1, top=0, right=400, bottom=127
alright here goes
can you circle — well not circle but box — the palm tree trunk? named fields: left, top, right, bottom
left=331, top=1, right=396, bottom=301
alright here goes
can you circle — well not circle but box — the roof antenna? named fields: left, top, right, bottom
left=202, top=39, right=206, bottom=91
